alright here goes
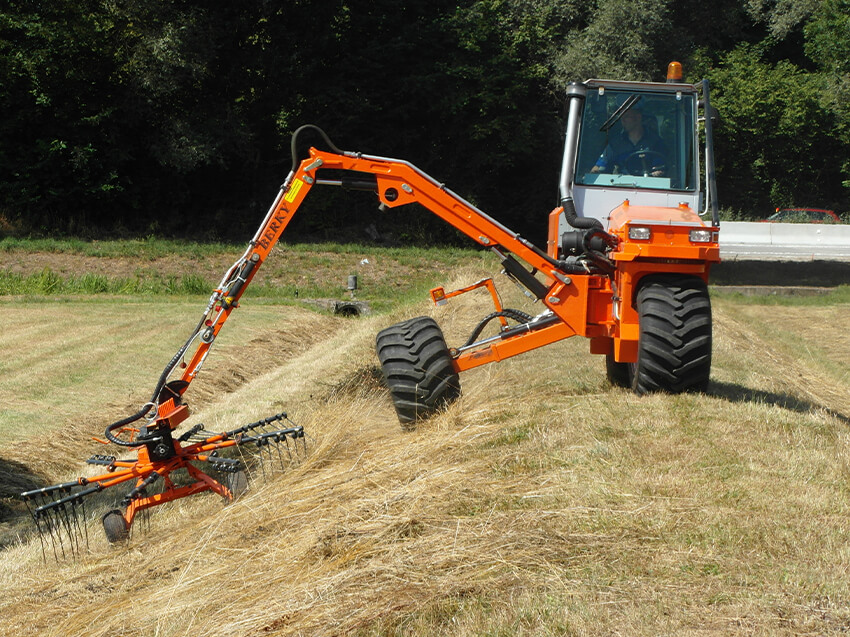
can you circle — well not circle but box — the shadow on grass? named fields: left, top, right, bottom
left=0, top=457, right=49, bottom=548
left=711, top=260, right=850, bottom=287
left=708, top=380, right=850, bottom=426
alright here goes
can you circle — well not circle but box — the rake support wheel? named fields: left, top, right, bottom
left=376, top=316, right=460, bottom=426
left=102, top=510, right=129, bottom=544
left=631, top=275, right=712, bottom=394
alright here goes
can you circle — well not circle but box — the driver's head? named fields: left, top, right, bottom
left=622, top=106, right=642, bottom=133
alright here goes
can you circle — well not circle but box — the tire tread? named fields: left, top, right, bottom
left=376, top=316, right=460, bottom=425
left=632, top=276, right=712, bottom=394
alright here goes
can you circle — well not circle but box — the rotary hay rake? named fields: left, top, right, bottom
left=16, top=147, right=324, bottom=554
left=21, top=404, right=305, bottom=558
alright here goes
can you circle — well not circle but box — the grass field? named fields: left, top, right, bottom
left=0, top=242, right=849, bottom=636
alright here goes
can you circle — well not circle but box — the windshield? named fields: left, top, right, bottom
left=575, top=87, right=697, bottom=192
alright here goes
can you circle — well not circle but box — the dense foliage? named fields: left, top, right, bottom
left=1, top=0, right=848, bottom=242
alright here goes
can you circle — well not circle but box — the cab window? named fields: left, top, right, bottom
left=575, top=88, right=697, bottom=192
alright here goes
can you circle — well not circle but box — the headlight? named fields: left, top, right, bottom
left=628, top=226, right=651, bottom=241
left=689, top=229, right=713, bottom=243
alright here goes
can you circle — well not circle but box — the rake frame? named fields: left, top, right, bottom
left=21, top=406, right=305, bottom=556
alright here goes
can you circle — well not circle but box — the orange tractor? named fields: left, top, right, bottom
left=22, top=63, right=719, bottom=547
left=320, top=62, right=720, bottom=421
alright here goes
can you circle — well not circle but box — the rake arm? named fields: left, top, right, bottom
left=31, top=484, right=102, bottom=518
left=204, top=455, right=243, bottom=474
left=240, top=427, right=304, bottom=447
left=21, top=480, right=87, bottom=502
left=21, top=481, right=98, bottom=560
left=87, top=454, right=117, bottom=468
left=121, top=471, right=161, bottom=508
left=177, top=423, right=205, bottom=442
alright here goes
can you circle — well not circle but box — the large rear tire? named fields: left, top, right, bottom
left=605, top=353, right=631, bottom=388
left=631, top=275, right=712, bottom=394
left=376, top=316, right=461, bottom=426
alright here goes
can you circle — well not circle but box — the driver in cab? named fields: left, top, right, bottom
left=590, top=102, right=667, bottom=177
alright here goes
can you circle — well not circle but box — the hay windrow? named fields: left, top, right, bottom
left=0, top=263, right=849, bottom=635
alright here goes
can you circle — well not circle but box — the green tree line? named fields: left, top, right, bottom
left=1, top=0, right=848, bottom=243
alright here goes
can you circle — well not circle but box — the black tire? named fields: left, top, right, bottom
left=631, top=275, right=712, bottom=394
left=605, top=352, right=631, bottom=388
left=376, top=316, right=461, bottom=425
left=102, top=510, right=129, bottom=544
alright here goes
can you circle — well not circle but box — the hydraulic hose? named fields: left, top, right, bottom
left=104, top=313, right=208, bottom=447
left=583, top=249, right=616, bottom=277
left=583, top=227, right=618, bottom=252
left=104, top=125, right=341, bottom=448
left=463, top=309, right=535, bottom=348
left=290, top=124, right=345, bottom=168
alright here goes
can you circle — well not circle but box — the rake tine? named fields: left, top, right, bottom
left=282, top=435, right=294, bottom=464
left=44, top=511, right=62, bottom=562
left=141, top=505, right=150, bottom=536
left=263, top=438, right=275, bottom=469
left=272, top=436, right=285, bottom=470
left=78, top=496, right=90, bottom=550
left=68, top=498, right=84, bottom=555
left=32, top=510, right=54, bottom=562
left=39, top=507, right=60, bottom=561
left=288, top=429, right=302, bottom=459
left=272, top=440, right=281, bottom=470
left=37, top=524, right=49, bottom=563
left=253, top=439, right=265, bottom=467
left=31, top=509, right=48, bottom=562
left=280, top=421, right=305, bottom=458
left=295, top=432, right=305, bottom=460
left=59, top=502, right=81, bottom=558
left=267, top=438, right=279, bottom=469
left=136, top=489, right=149, bottom=536
left=47, top=507, right=67, bottom=561
left=299, top=429, right=308, bottom=457
left=256, top=440, right=268, bottom=481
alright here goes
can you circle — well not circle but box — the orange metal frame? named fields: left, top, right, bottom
left=25, top=140, right=720, bottom=542
left=175, top=146, right=719, bottom=393
left=430, top=278, right=509, bottom=331
left=87, top=399, right=250, bottom=527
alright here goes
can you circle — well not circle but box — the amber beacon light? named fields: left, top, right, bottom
left=667, top=60, right=683, bottom=83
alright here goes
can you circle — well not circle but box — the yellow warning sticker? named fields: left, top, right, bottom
left=284, top=179, right=304, bottom=203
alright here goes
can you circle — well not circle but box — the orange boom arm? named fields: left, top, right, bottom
left=177, top=141, right=615, bottom=392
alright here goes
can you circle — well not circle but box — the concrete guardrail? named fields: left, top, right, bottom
left=719, top=221, right=850, bottom=247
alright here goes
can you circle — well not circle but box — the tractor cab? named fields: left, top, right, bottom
left=558, top=64, right=719, bottom=234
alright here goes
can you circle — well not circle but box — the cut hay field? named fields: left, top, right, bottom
left=0, top=245, right=849, bottom=636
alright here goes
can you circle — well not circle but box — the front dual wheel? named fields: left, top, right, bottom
left=607, top=275, right=712, bottom=394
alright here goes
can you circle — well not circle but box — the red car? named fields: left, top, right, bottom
left=764, top=208, right=840, bottom=223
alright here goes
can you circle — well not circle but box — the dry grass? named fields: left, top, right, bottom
left=0, top=264, right=849, bottom=636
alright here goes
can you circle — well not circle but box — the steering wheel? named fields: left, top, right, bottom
left=622, top=150, right=666, bottom=176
